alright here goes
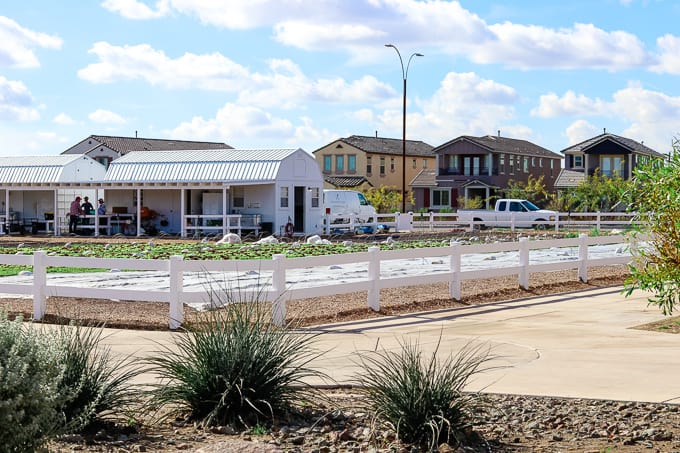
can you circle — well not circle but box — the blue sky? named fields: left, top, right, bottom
left=1, top=0, right=679, bottom=157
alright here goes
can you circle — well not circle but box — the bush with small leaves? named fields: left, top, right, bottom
left=0, top=312, right=62, bottom=452
left=355, top=337, right=496, bottom=451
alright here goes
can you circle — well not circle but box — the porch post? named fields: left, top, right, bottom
left=136, top=188, right=141, bottom=237
left=94, top=188, right=100, bottom=237
left=222, top=186, right=227, bottom=236
left=180, top=188, right=186, bottom=238
left=52, top=189, right=58, bottom=236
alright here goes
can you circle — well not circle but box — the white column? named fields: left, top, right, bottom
left=180, top=188, right=186, bottom=238
left=136, top=188, right=142, bottom=237
left=222, top=186, right=227, bottom=236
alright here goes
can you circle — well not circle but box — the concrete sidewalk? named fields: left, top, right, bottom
left=99, top=286, right=680, bottom=404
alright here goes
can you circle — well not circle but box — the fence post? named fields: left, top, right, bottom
left=449, top=240, right=461, bottom=300
left=394, top=212, right=400, bottom=233
left=518, top=237, right=529, bottom=290
left=596, top=211, right=601, bottom=231
left=168, top=255, right=184, bottom=330
left=367, top=246, right=380, bottom=311
left=272, top=254, right=287, bottom=326
left=555, top=213, right=560, bottom=232
left=510, top=212, right=516, bottom=232
left=33, top=251, right=47, bottom=320
left=578, top=233, right=588, bottom=283
left=429, top=211, right=434, bottom=231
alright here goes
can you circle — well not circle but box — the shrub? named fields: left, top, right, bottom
left=354, top=337, right=495, bottom=451
left=0, top=312, right=62, bottom=452
left=146, top=289, right=327, bottom=429
left=53, top=322, right=144, bottom=433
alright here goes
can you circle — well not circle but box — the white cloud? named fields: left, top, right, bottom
left=532, top=91, right=609, bottom=118
left=0, top=76, right=39, bottom=121
left=565, top=120, right=600, bottom=145
left=53, top=113, right=76, bottom=125
left=0, top=16, right=62, bottom=68
left=89, top=109, right=127, bottom=125
left=101, top=0, right=170, bottom=19
left=377, top=72, right=520, bottom=144
left=101, top=1, right=656, bottom=71
left=167, top=103, right=293, bottom=145
left=651, top=34, right=680, bottom=74
left=78, top=43, right=394, bottom=108
left=551, top=83, right=680, bottom=152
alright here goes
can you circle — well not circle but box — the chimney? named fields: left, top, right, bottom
left=497, top=130, right=501, bottom=137
left=603, top=127, right=606, bottom=134
left=135, top=130, right=138, bottom=138
left=375, top=130, right=378, bottom=138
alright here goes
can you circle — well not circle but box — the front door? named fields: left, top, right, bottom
left=294, top=186, right=305, bottom=233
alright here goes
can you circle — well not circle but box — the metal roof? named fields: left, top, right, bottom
left=0, top=155, right=89, bottom=183
left=105, top=149, right=300, bottom=183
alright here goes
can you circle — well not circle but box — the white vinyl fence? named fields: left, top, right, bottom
left=325, top=211, right=639, bottom=234
left=0, top=234, right=636, bottom=330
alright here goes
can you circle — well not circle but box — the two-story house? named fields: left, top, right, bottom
left=421, top=133, right=562, bottom=210
left=312, top=135, right=435, bottom=208
left=555, top=131, right=665, bottom=190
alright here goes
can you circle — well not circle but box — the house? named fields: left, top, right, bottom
left=312, top=135, right=435, bottom=209
left=424, top=134, right=562, bottom=210
left=100, top=148, right=324, bottom=237
left=0, top=155, right=106, bottom=235
left=62, top=134, right=233, bottom=169
left=555, top=131, right=665, bottom=189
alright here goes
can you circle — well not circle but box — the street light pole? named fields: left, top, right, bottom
left=385, top=44, right=423, bottom=214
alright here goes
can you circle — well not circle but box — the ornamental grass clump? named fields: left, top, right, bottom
left=53, top=322, right=144, bottom=433
left=146, top=288, right=327, bottom=429
left=355, top=337, right=496, bottom=451
left=0, top=311, right=62, bottom=452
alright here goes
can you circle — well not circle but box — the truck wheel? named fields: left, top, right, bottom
left=473, top=218, right=486, bottom=230
left=533, top=219, right=547, bottom=230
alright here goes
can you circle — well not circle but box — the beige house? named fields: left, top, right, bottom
left=312, top=135, right=434, bottom=208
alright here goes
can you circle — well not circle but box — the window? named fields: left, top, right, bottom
left=516, top=156, right=521, bottom=173
left=412, top=159, right=417, bottom=169
left=539, top=158, right=543, bottom=168
left=499, top=154, right=505, bottom=174
left=311, top=187, right=320, bottom=208
left=232, top=186, right=244, bottom=208
left=531, top=157, right=536, bottom=167
left=600, top=155, right=625, bottom=177
left=366, top=156, right=372, bottom=174
left=509, top=155, right=515, bottom=175
left=280, top=186, right=289, bottom=208
left=380, top=157, right=386, bottom=174
left=323, top=155, right=332, bottom=172
left=523, top=157, right=529, bottom=173
left=423, top=159, right=427, bottom=169
left=432, top=189, right=450, bottom=207
left=464, top=157, right=481, bottom=176
left=390, top=157, right=395, bottom=172
left=335, top=155, right=344, bottom=172
left=573, top=155, right=583, bottom=168
left=448, top=155, right=458, bottom=173
left=348, top=155, right=356, bottom=172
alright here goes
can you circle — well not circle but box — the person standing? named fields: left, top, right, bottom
left=97, top=198, right=107, bottom=235
left=69, top=196, right=81, bottom=234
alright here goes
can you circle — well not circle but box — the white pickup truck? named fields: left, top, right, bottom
left=457, top=199, right=557, bottom=230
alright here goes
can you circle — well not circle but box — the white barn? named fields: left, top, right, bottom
left=0, top=155, right=106, bottom=234
left=100, top=148, right=325, bottom=237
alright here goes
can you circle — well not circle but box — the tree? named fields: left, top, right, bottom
left=624, top=141, right=677, bottom=314
left=562, top=170, right=632, bottom=212
left=503, top=175, right=549, bottom=207
left=362, top=186, right=412, bottom=213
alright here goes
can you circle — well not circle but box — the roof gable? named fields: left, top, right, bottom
left=560, top=133, right=664, bottom=158
left=434, top=135, right=561, bottom=158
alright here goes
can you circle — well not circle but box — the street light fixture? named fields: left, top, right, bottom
left=385, top=44, right=423, bottom=214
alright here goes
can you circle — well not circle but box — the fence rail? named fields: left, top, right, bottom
left=325, top=211, right=639, bottom=234
left=0, top=233, right=635, bottom=330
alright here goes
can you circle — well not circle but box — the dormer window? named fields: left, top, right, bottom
left=573, top=155, right=583, bottom=168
